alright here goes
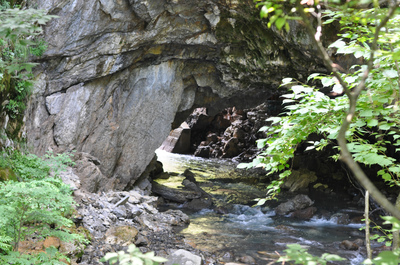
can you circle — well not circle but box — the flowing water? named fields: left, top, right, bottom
left=155, top=149, right=371, bottom=264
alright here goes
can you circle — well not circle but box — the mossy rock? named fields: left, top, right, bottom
left=0, top=167, right=18, bottom=181
left=105, top=226, right=139, bottom=246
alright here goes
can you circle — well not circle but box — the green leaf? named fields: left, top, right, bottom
left=367, top=119, right=378, bottom=127
left=260, top=5, right=269, bottom=18
left=366, top=250, right=400, bottom=265
left=382, top=216, right=400, bottom=231
left=281, top=78, right=293, bottom=85
left=275, top=17, right=286, bottom=30
left=329, top=39, right=346, bottom=49
left=379, top=123, right=391, bottom=130
left=383, top=69, right=398, bottom=79
left=359, top=109, right=373, bottom=117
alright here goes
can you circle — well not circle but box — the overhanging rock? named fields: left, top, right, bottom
left=25, top=0, right=329, bottom=191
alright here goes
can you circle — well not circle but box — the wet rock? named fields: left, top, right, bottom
left=350, top=215, right=364, bottom=224
left=151, top=181, right=201, bottom=203
left=214, top=206, right=230, bottom=215
left=282, top=168, right=317, bottom=192
left=207, top=133, right=219, bottom=144
left=182, top=169, right=197, bottom=183
left=331, top=213, right=350, bottom=225
left=153, top=172, right=171, bottom=180
left=185, top=197, right=213, bottom=211
left=194, top=146, right=211, bottom=158
left=339, top=239, right=363, bottom=250
left=290, top=206, right=317, bottom=220
left=275, top=225, right=296, bottom=233
left=275, top=194, right=314, bottom=216
left=222, top=137, right=240, bottom=158
left=257, top=251, right=281, bottom=259
left=165, top=249, right=202, bottom=265
left=238, top=255, right=256, bottom=264
left=373, top=245, right=391, bottom=255
left=220, top=251, right=235, bottom=262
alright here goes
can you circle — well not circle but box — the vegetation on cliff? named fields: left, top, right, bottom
left=0, top=2, right=88, bottom=264
left=0, top=0, right=55, bottom=139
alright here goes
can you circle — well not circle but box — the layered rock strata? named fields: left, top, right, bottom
left=25, top=0, right=328, bottom=191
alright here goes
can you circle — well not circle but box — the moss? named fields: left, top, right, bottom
left=113, top=226, right=138, bottom=242
left=0, top=167, right=18, bottom=181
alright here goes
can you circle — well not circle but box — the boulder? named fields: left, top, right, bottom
left=238, top=255, right=256, bottom=264
left=165, top=249, right=202, bottom=265
left=331, top=213, right=350, bottom=225
left=290, top=206, right=317, bottom=220
left=282, top=168, right=317, bottom=192
left=151, top=181, right=202, bottom=203
left=73, top=152, right=109, bottom=193
left=275, top=194, right=314, bottom=216
left=194, top=146, right=211, bottom=158
left=339, top=239, right=363, bottom=250
left=104, top=226, right=139, bottom=246
left=222, top=137, right=240, bottom=158
left=160, top=124, right=191, bottom=154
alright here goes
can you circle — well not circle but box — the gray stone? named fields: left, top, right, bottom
left=275, top=194, right=314, bottom=216
left=58, top=167, right=81, bottom=191
left=25, top=0, right=331, bottom=191
left=165, top=249, right=202, bottom=265
left=45, top=93, right=65, bottom=115
left=112, top=206, right=127, bottom=218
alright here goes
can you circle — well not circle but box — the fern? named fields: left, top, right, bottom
left=0, top=232, right=12, bottom=253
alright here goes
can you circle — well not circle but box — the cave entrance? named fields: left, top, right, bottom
left=158, top=100, right=282, bottom=161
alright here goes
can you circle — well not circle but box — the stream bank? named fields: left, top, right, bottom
left=53, top=145, right=396, bottom=265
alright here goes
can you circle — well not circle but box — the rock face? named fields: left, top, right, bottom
left=25, top=0, right=327, bottom=191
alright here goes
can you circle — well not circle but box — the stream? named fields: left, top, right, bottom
left=155, top=149, right=371, bottom=264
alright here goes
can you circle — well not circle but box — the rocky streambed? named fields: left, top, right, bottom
left=60, top=167, right=212, bottom=265
left=55, top=148, right=395, bottom=265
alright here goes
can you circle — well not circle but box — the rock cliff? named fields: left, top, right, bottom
left=24, top=0, right=327, bottom=191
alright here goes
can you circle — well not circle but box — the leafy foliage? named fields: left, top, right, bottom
left=101, top=244, right=168, bottom=265
left=242, top=0, right=400, bottom=200
left=363, top=250, right=400, bottom=265
left=0, top=179, right=77, bottom=251
left=277, top=244, right=345, bottom=264
left=245, top=0, right=400, bottom=264
left=0, top=150, right=87, bottom=264
left=0, top=149, right=75, bottom=181
left=0, top=247, right=70, bottom=265
left=0, top=6, right=56, bottom=120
